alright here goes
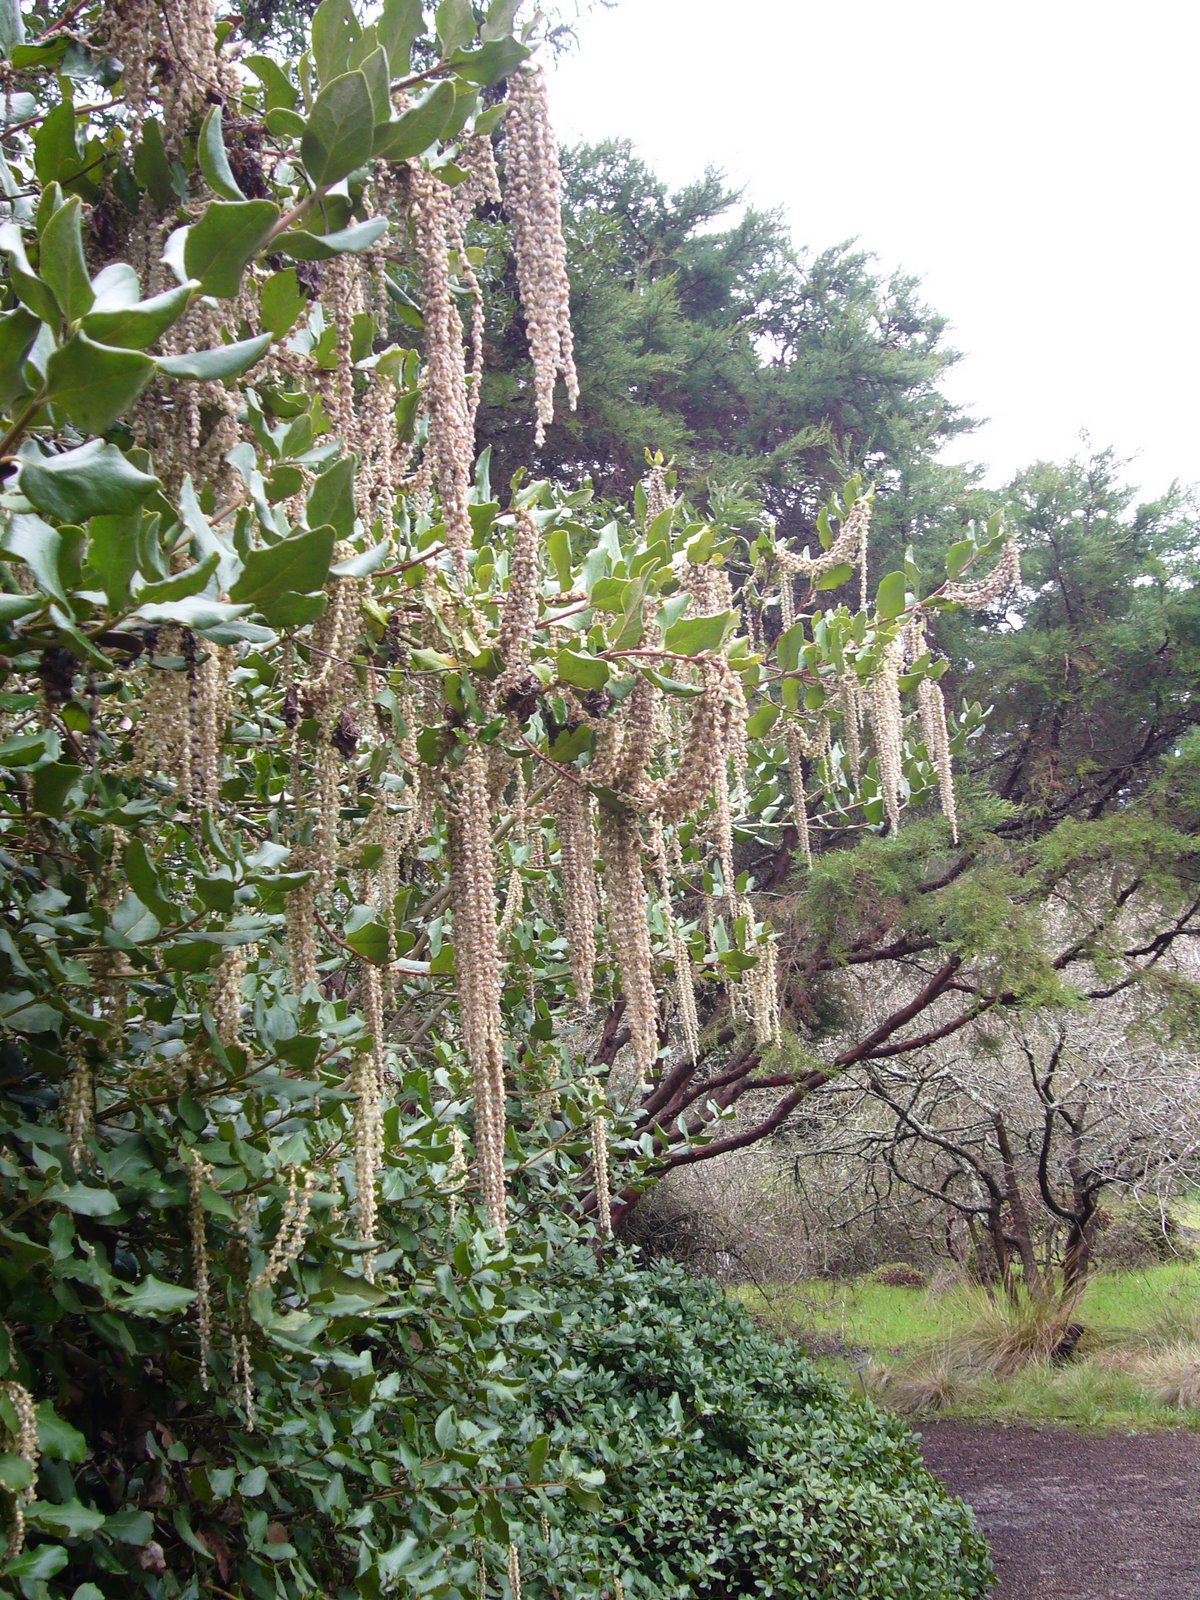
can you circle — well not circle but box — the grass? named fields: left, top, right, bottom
left=737, top=1259, right=1200, bottom=1429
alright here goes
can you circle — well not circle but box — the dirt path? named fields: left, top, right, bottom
left=917, top=1422, right=1200, bottom=1600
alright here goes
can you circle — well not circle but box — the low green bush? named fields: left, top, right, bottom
left=524, top=1253, right=994, bottom=1600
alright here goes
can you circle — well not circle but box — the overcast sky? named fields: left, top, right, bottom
left=547, top=0, right=1199, bottom=499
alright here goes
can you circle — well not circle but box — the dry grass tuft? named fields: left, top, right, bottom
left=867, top=1354, right=960, bottom=1414
left=948, top=1287, right=1085, bottom=1377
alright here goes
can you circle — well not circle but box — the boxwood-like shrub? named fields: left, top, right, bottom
left=517, top=1248, right=994, bottom=1600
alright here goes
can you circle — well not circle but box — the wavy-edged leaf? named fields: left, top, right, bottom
left=182, top=200, right=279, bottom=298
left=198, top=105, right=244, bottom=200
left=301, top=70, right=375, bottom=187
left=39, top=196, right=92, bottom=321
left=156, top=332, right=271, bottom=382
left=44, top=332, right=154, bottom=432
left=372, top=81, right=456, bottom=161
left=19, top=439, right=160, bottom=522
left=82, top=281, right=194, bottom=349
left=273, top=215, right=387, bottom=261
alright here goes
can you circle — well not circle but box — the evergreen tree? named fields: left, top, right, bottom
left=480, top=139, right=976, bottom=541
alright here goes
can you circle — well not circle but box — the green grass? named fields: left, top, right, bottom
left=737, top=1260, right=1200, bottom=1430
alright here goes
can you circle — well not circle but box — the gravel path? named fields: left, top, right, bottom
left=917, top=1421, right=1200, bottom=1600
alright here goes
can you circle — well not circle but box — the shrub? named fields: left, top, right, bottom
left=1094, top=1203, right=1195, bottom=1270
left=529, top=1252, right=994, bottom=1600
left=874, top=1264, right=929, bottom=1289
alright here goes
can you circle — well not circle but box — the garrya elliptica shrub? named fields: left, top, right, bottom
left=0, top=0, right=1011, bottom=1591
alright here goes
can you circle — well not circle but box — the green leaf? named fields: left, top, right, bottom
left=2, top=513, right=67, bottom=605
left=662, top=609, right=737, bottom=656
left=372, top=81, right=456, bottom=161
left=122, top=839, right=175, bottom=924
left=307, top=457, right=356, bottom=536
left=87, top=515, right=142, bottom=608
left=19, top=440, right=160, bottom=522
left=260, top=268, right=306, bottom=339
left=119, top=1275, right=196, bottom=1316
left=51, top=1183, right=119, bottom=1216
left=0, top=1457, right=32, bottom=1494
left=0, top=0, right=25, bottom=59
left=229, top=526, right=336, bottom=613
left=436, top=0, right=474, bottom=55
left=198, top=105, right=244, bottom=200
left=358, top=45, right=391, bottom=124
left=132, top=119, right=178, bottom=208
left=311, top=0, right=361, bottom=83
left=450, top=36, right=529, bottom=86
left=109, top=890, right=161, bottom=944
left=27, top=1500, right=106, bottom=1537
left=946, top=537, right=975, bottom=581
left=44, top=333, right=155, bottom=433
left=39, top=196, right=93, bottom=322
left=815, top=561, right=854, bottom=591
left=245, top=54, right=297, bottom=111
left=344, top=912, right=388, bottom=964
left=34, top=98, right=80, bottom=188
left=81, top=282, right=194, bottom=348
left=746, top=702, right=779, bottom=737
left=134, top=598, right=255, bottom=635
left=301, top=71, right=375, bottom=187
left=0, top=988, right=60, bottom=1031
left=104, top=1508, right=154, bottom=1545
left=482, top=0, right=521, bottom=41
left=0, top=727, right=58, bottom=767
left=0, top=219, right=62, bottom=324
left=36, top=1402, right=86, bottom=1462
left=775, top=619, right=806, bottom=674
left=875, top=570, right=908, bottom=620
left=273, top=216, right=388, bottom=261
left=156, top=333, right=271, bottom=382
left=183, top=200, right=279, bottom=299
left=2, top=1544, right=68, bottom=1580
left=377, top=0, right=422, bottom=71
left=32, top=760, right=80, bottom=814
left=0, top=305, right=39, bottom=408
left=556, top=648, right=609, bottom=690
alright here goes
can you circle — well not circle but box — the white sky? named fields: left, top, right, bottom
left=547, top=0, right=1200, bottom=498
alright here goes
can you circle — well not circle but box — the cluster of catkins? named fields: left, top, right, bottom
left=775, top=502, right=1017, bottom=844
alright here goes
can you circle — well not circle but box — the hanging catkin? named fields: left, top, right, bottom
left=940, top=540, right=1020, bottom=608
left=504, top=62, right=578, bottom=444
left=350, top=1053, right=383, bottom=1274
left=598, top=808, right=657, bottom=1092
left=61, top=1055, right=94, bottom=1168
left=447, top=748, right=508, bottom=1235
left=498, top=510, right=540, bottom=664
left=918, top=673, right=957, bottom=841
left=588, top=1081, right=612, bottom=1234
left=410, top=164, right=476, bottom=584
left=550, top=777, right=598, bottom=1005
left=870, top=633, right=906, bottom=832
left=0, top=1380, right=37, bottom=1560
left=839, top=669, right=863, bottom=783
left=187, top=1149, right=213, bottom=1389
left=778, top=495, right=872, bottom=586
left=650, top=818, right=700, bottom=1064
left=641, top=658, right=738, bottom=824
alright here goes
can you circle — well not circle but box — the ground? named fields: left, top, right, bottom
left=917, top=1421, right=1200, bottom=1600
